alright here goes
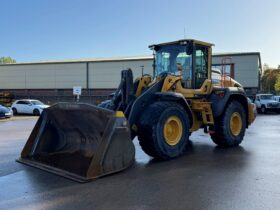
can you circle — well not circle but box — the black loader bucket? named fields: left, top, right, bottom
left=17, top=103, right=135, bottom=182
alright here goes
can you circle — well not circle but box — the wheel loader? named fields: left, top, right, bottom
left=17, top=39, right=256, bottom=182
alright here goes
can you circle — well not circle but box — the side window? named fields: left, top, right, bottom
left=19, top=101, right=30, bottom=105
left=195, top=46, right=208, bottom=89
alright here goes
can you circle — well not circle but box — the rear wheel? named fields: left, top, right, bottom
left=137, top=102, right=190, bottom=159
left=210, top=101, right=246, bottom=147
left=33, top=109, right=40, bottom=116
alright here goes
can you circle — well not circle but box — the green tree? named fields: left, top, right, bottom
left=0, top=56, right=16, bottom=64
left=275, top=74, right=280, bottom=92
left=261, top=68, right=280, bottom=92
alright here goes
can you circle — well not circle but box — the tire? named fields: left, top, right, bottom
left=33, top=109, right=40, bottom=116
left=137, top=102, right=190, bottom=159
left=260, top=105, right=266, bottom=114
left=210, top=101, right=246, bottom=147
left=12, top=108, right=17, bottom=115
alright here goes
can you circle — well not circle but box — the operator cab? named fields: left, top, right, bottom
left=149, top=39, right=213, bottom=89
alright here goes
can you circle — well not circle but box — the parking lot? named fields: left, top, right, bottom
left=0, top=114, right=280, bottom=210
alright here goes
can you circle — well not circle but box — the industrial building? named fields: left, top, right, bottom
left=212, top=52, right=262, bottom=96
left=0, top=52, right=261, bottom=104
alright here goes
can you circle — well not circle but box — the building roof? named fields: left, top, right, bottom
left=212, top=52, right=261, bottom=57
left=0, top=55, right=154, bottom=66
left=0, top=52, right=261, bottom=66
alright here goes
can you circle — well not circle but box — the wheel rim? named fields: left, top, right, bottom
left=230, top=112, right=242, bottom=136
left=163, top=116, right=183, bottom=146
left=261, top=107, right=265, bottom=112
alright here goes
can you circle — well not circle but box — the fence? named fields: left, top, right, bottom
left=0, top=89, right=115, bottom=106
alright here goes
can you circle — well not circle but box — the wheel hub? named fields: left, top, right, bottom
left=230, top=112, right=242, bottom=136
left=163, top=116, right=183, bottom=146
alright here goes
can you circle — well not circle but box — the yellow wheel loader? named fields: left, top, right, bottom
left=18, top=39, right=256, bottom=182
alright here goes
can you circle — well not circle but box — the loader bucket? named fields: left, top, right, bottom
left=17, top=103, right=135, bottom=182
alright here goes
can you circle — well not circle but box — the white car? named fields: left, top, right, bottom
left=11, top=99, right=50, bottom=115
left=254, top=94, right=280, bottom=113
left=274, top=95, right=280, bottom=102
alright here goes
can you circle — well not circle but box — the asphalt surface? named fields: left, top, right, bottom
left=0, top=114, right=280, bottom=210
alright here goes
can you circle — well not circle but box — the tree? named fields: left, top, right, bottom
left=263, top=63, right=270, bottom=72
left=261, top=68, right=280, bottom=93
left=0, top=56, right=16, bottom=64
left=275, top=74, right=280, bottom=92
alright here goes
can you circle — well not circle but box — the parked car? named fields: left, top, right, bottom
left=274, top=95, right=280, bottom=102
left=254, top=94, right=280, bottom=113
left=11, top=99, right=49, bottom=115
left=0, top=104, right=13, bottom=118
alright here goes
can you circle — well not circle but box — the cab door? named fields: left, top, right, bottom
left=193, top=45, right=209, bottom=89
left=178, top=44, right=210, bottom=90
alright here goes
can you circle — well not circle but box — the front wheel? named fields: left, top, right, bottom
left=210, top=101, right=246, bottom=147
left=260, top=106, right=266, bottom=114
left=12, top=108, right=17, bottom=115
left=137, top=102, right=190, bottom=159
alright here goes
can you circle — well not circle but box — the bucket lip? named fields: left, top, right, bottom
left=16, top=157, right=135, bottom=183
left=17, top=157, right=90, bottom=183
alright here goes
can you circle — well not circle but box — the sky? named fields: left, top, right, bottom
left=0, top=0, right=279, bottom=67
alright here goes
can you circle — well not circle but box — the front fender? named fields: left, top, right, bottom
left=154, top=92, right=193, bottom=127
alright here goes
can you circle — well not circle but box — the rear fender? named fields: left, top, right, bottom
left=209, top=87, right=249, bottom=127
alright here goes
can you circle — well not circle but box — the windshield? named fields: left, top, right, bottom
left=260, top=95, right=273, bottom=100
left=31, top=100, right=44, bottom=105
left=155, top=45, right=192, bottom=79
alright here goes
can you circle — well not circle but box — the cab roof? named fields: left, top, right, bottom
left=149, top=39, right=214, bottom=49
